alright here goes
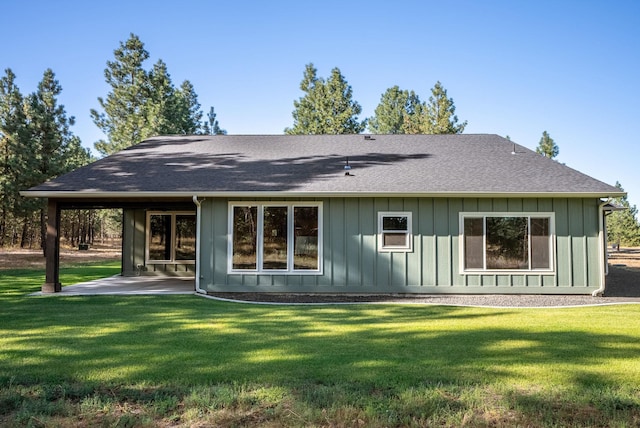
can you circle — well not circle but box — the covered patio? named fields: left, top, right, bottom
left=39, top=197, right=197, bottom=293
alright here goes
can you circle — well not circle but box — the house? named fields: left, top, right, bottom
left=22, top=134, right=624, bottom=296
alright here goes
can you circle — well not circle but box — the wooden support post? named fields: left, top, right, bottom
left=42, top=199, right=61, bottom=293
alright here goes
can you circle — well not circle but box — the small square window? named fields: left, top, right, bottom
left=378, top=212, right=412, bottom=252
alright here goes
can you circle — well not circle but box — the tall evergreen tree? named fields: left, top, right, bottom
left=145, top=62, right=205, bottom=135
left=175, top=80, right=204, bottom=134
left=0, top=69, right=27, bottom=246
left=607, top=182, right=640, bottom=247
left=146, top=59, right=178, bottom=135
left=23, top=69, right=90, bottom=250
left=203, top=106, right=226, bottom=135
left=285, top=64, right=319, bottom=134
left=535, top=130, right=559, bottom=159
left=285, top=63, right=366, bottom=134
left=92, top=34, right=209, bottom=155
left=368, top=86, right=422, bottom=134
left=421, top=81, right=467, bottom=134
left=0, top=69, right=91, bottom=249
left=91, top=34, right=151, bottom=156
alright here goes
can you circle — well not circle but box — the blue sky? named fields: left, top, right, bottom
left=2, top=0, right=639, bottom=207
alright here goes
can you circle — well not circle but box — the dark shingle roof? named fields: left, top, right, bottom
left=23, top=134, right=622, bottom=198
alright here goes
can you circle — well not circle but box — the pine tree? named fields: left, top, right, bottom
left=0, top=68, right=27, bottom=246
left=175, top=81, right=204, bottom=134
left=143, top=61, right=205, bottom=135
left=92, top=34, right=208, bottom=155
left=203, top=106, right=226, bottom=135
left=402, top=101, right=427, bottom=134
left=1, top=69, right=90, bottom=249
left=91, top=34, right=151, bottom=156
left=535, top=131, right=559, bottom=159
left=607, top=182, right=640, bottom=247
left=23, top=69, right=90, bottom=250
left=146, top=59, right=178, bottom=135
left=285, top=64, right=319, bottom=134
left=421, top=81, right=467, bottom=134
left=369, top=86, right=422, bottom=134
left=285, top=63, right=366, bottom=135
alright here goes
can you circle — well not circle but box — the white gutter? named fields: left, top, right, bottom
left=21, top=190, right=627, bottom=199
left=192, top=196, right=205, bottom=294
left=592, top=198, right=611, bottom=297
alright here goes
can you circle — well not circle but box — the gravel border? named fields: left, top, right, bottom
left=205, top=292, right=640, bottom=308
left=205, top=266, right=640, bottom=308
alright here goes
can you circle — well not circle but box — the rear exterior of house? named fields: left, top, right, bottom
left=122, top=196, right=604, bottom=295
left=24, top=134, right=622, bottom=295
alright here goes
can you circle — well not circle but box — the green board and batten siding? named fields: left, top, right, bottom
left=188, top=197, right=603, bottom=295
left=122, top=209, right=145, bottom=276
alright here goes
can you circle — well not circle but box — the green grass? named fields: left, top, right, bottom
left=1, top=263, right=639, bottom=426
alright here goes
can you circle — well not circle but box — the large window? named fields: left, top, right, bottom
left=461, top=213, right=553, bottom=272
left=378, top=212, right=413, bottom=252
left=229, top=202, right=322, bottom=274
left=147, top=212, right=196, bottom=263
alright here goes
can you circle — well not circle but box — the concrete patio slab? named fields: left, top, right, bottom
left=33, top=275, right=195, bottom=295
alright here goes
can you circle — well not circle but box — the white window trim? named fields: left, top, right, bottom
left=378, top=211, right=413, bottom=252
left=458, top=212, right=556, bottom=273
left=228, top=201, right=323, bottom=275
left=145, top=211, right=196, bottom=264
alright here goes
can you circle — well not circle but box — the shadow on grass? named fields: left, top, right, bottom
left=2, top=296, right=639, bottom=389
left=2, top=292, right=640, bottom=426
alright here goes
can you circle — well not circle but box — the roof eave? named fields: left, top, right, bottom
left=20, top=190, right=627, bottom=199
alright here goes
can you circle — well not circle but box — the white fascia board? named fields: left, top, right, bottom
left=20, top=191, right=196, bottom=198
left=20, top=190, right=627, bottom=199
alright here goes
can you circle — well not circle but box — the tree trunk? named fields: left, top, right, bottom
left=0, top=210, right=5, bottom=247
left=20, top=218, right=29, bottom=249
left=10, top=222, right=18, bottom=246
left=40, top=208, right=47, bottom=255
left=89, top=210, right=95, bottom=245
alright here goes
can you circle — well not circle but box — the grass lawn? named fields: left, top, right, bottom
left=1, top=262, right=639, bottom=427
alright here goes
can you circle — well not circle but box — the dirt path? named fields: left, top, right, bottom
left=607, top=247, right=640, bottom=267
left=0, top=243, right=121, bottom=270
